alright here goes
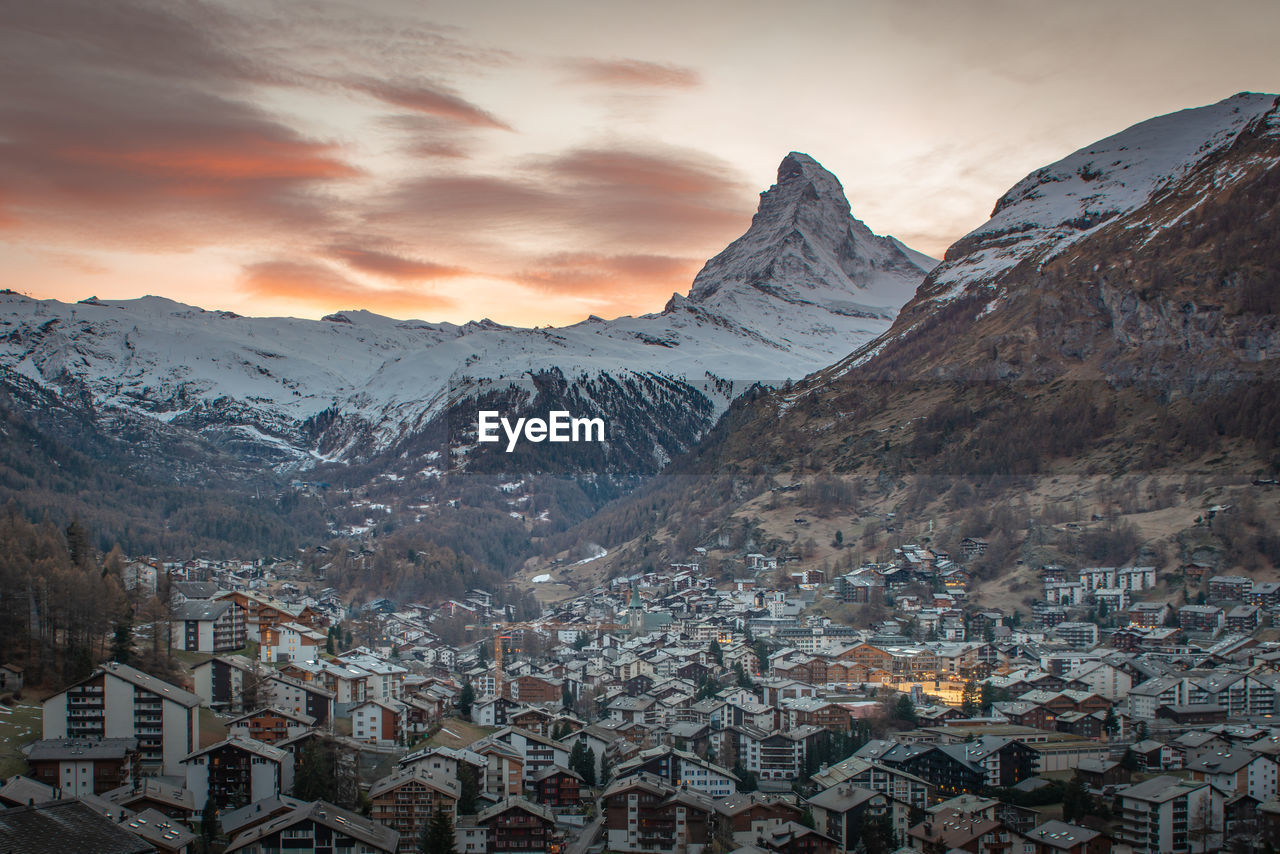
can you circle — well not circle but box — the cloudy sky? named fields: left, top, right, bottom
left=4, top=0, right=1278, bottom=326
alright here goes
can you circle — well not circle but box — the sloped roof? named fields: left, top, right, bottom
left=0, top=799, right=153, bottom=854
left=225, top=800, right=398, bottom=853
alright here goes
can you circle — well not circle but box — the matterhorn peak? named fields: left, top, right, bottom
left=753, top=151, right=852, bottom=230
left=684, top=152, right=935, bottom=309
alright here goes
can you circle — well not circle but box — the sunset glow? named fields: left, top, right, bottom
left=4, top=0, right=1278, bottom=326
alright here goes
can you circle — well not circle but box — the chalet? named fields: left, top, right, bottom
left=260, top=621, right=326, bottom=664
left=265, top=673, right=335, bottom=728
left=961, top=538, right=989, bottom=560
left=907, top=807, right=1015, bottom=854
left=352, top=699, right=408, bottom=746
left=0, top=664, right=22, bottom=695
left=1074, top=758, right=1131, bottom=792
left=508, top=706, right=556, bottom=736
left=102, top=778, right=196, bottom=822
left=806, top=784, right=889, bottom=853
left=226, top=707, right=315, bottom=745
left=1023, top=820, right=1109, bottom=854
left=26, top=737, right=140, bottom=796
left=1185, top=748, right=1279, bottom=800
left=530, top=765, right=582, bottom=810
left=714, top=791, right=804, bottom=842
left=603, top=774, right=716, bottom=854
left=182, top=736, right=293, bottom=810
left=369, top=766, right=459, bottom=853
left=474, top=695, right=519, bottom=728
left=475, top=798, right=558, bottom=854
left=613, top=745, right=737, bottom=798
left=224, top=800, right=399, bottom=853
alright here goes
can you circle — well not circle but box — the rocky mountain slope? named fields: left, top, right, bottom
left=554, top=92, right=1280, bottom=586
left=0, top=153, right=933, bottom=552
left=0, top=152, right=931, bottom=481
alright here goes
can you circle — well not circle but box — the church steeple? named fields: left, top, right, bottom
left=628, top=585, right=643, bottom=636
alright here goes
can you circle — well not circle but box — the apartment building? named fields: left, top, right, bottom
left=42, top=661, right=200, bottom=776
left=369, top=766, right=459, bottom=854
left=1116, top=776, right=1223, bottom=854
left=173, top=599, right=247, bottom=653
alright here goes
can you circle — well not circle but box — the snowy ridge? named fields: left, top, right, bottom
left=822, top=92, right=1280, bottom=383
left=0, top=153, right=935, bottom=470
left=922, top=92, right=1278, bottom=302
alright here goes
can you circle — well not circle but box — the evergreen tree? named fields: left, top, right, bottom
left=569, top=738, right=588, bottom=780
left=458, top=682, right=475, bottom=719
left=753, top=640, right=770, bottom=673
left=1103, top=705, right=1120, bottom=738
left=200, top=796, right=220, bottom=853
left=979, top=683, right=1007, bottom=715
left=732, top=764, right=758, bottom=792
left=294, top=742, right=337, bottom=802
left=457, top=763, right=479, bottom=815
left=894, top=695, right=917, bottom=726
left=800, top=806, right=815, bottom=828
left=860, top=814, right=894, bottom=854
left=599, top=750, right=614, bottom=785
left=65, top=519, right=93, bottom=570
left=110, top=613, right=133, bottom=665
left=708, top=638, right=723, bottom=667
left=961, top=679, right=980, bottom=718
left=419, top=806, right=455, bottom=854
left=1062, top=774, right=1091, bottom=823
left=583, top=746, right=597, bottom=788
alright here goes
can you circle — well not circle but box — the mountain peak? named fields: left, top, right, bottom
left=775, top=151, right=847, bottom=199
left=683, top=152, right=935, bottom=310
left=751, top=152, right=851, bottom=230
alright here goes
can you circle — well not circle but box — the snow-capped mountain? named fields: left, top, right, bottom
left=917, top=91, right=1278, bottom=307
left=0, top=153, right=934, bottom=479
left=837, top=91, right=1280, bottom=379
left=572, top=92, right=1280, bottom=579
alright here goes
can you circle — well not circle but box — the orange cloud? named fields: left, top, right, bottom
left=240, top=259, right=455, bottom=315
left=328, top=245, right=471, bottom=281
left=379, top=146, right=752, bottom=255
left=61, top=139, right=358, bottom=182
left=563, top=58, right=701, bottom=89
left=512, top=252, right=704, bottom=300
left=351, top=79, right=512, bottom=130
left=540, top=148, right=742, bottom=196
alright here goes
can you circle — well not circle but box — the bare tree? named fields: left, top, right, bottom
left=1188, top=791, right=1219, bottom=854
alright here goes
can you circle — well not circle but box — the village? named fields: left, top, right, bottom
left=3, top=534, right=1280, bottom=854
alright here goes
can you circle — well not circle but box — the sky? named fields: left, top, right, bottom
left=3, top=0, right=1278, bottom=328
